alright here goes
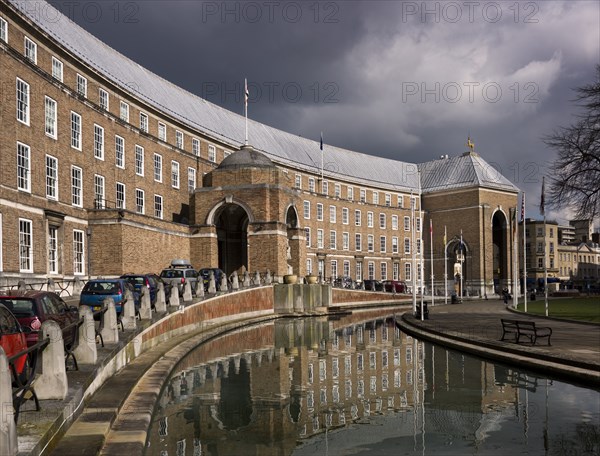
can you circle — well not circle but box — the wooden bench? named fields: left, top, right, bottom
left=500, top=319, right=552, bottom=346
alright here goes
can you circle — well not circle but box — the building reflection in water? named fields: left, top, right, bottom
left=146, top=313, right=599, bottom=456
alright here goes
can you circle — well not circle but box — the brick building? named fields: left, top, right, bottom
left=0, top=0, right=520, bottom=297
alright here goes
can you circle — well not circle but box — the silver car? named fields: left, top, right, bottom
left=159, top=260, right=199, bottom=296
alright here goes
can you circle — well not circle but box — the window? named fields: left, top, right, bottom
left=120, top=101, right=129, bottom=122
left=99, top=88, right=109, bottom=110
left=188, top=167, right=196, bottom=192
left=405, top=263, right=411, bottom=281
left=139, top=112, right=148, bottom=132
left=380, top=213, right=386, bottom=229
left=368, top=261, right=375, bottom=280
left=171, top=161, right=180, bottom=188
left=154, top=154, right=162, bottom=182
left=373, top=191, right=379, bottom=205
left=393, top=262, right=399, bottom=280
left=360, top=189, right=366, bottom=203
left=306, top=258, right=313, bottom=274
left=0, top=17, right=7, bottom=42
left=135, top=189, right=145, bottom=214
left=24, top=37, right=37, bottom=63
left=355, top=210, right=361, bottom=226
left=417, top=239, right=421, bottom=254
left=19, top=219, right=33, bottom=272
left=73, top=230, right=84, bottom=274
left=538, top=257, right=543, bottom=268
left=135, top=145, right=144, bottom=176
left=303, top=200, right=310, bottom=219
left=192, top=138, right=200, bottom=156
left=331, top=260, right=338, bottom=280
left=356, top=261, right=363, bottom=281
left=385, top=193, right=391, bottom=206
left=342, top=232, right=349, bottom=250
left=94, top=175, right=105, bottom=208
left=76, top=74, right=87, bottom=97
left=317, top=229, right=324, bottom=249
left=392, top=236, right=398, bottom=254
left=367, top=212, right=374, bottom=228
left=52, top=57, right=63, bottom=82
left=295, top=174, right=302, bottom=189
left=537, top=242, right=543, bottom=253
left=317, top=203, right=323, bottom=221
left=115, top=136, right=125, bottom=168
left=342, top=208, right=349, bottom=225
left=71, top=111, right=82, bottom=149
left=16, top=78, right=30, bottom=125
left=330, top=231, right=337, bottom=250
left=176, top=130, right=184, bottom=149
left=48, top=226, right=58, bottom=274
left=343, top=260, right=350, bottom=277
left=308, top=178, right=315, bottom=192
left=208, top=145, right=216, bottom=162
left=347, top=186, right=354, bottom=201
left=330, top=206, right=336, bottom=223
left=45, top=155, right=58, bottom=200
left=45, top=97, right=57, bottom=138
left=116, top=182, right=125, bottom=209
left=158, top=122, right=167, bottom=141
left=94, top=124, right=104, bottom=159
left=154, top=195, right=163, bottom=219
left=355, top=233, right=362, bottom=251
left=416, top=217, right=421, bottom=232
left=404, top=216, right=410, bottom=231
left=305, top=227, right=311, bottom=247
left=380, top=236, right=386, bottom=253
left=404, top=238, right=410, bottom=254
left=368, top=234, right=374, bottom=252
left=397, top=195, right=404, bottom=208
left=17, top=142, right=30, bottom=192
left=71, top=166, right=82, bottom=207
left=334, top=184, right=341, bottom=198
left=381, top=262, right=387, bottom=280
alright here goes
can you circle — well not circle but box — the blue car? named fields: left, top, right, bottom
left=79, top=279, right=140, bottom=316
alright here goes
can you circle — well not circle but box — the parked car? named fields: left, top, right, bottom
left=383, top=280, right=407, bottom=293
left=0, top=303, right=29, bottom=377
left=0, top=291, right=79, bottom=347
left=198, top=268, right=225, bottom=291
left=120, top=273, right=171, bottom=307
left=160, top=260, right=200, bottom=296
left=362, top=279, right=384, bottom=291
left=79, top=278, right=140, bottom=316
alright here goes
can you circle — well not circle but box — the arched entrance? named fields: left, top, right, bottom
left=285, top=205, right=303, bottom=276
left=446, top=238, right=468, bottom=296
left=215, top=204, right=249, bottom=275
left=492, top=211, right=508, bottom=293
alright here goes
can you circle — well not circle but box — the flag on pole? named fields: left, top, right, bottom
left=320, top=132, right=323, bottom=151
left=429, top=218, right=433, bottom=234
left=521, top=192, right=525, bottom=222
left=443, top=226, right=447, bottom=246
left=244, top=78, right=249, bottom=107
left=540, top=176, right=545, bottom=216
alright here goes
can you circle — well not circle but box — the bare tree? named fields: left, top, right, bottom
left=545, top=65, right=600, bottom=219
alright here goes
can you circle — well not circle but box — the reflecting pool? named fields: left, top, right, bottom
left=146, top=312, right=599, bottom=455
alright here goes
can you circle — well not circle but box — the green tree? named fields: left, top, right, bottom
left=545, top=66, right=600, bottom=219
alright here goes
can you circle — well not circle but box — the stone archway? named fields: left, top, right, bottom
left=215, top=204, right=249, bottom=275
left=492, top=210, right=509, bottom=293
left=285, top=205, right=304, bottom=277
left=446, top=238, right=468, bottom=296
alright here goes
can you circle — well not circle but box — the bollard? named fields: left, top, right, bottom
left=183, top=281, right=193, bottom=301
left=254, top=271, right=261, bottom=286
left=139, top=288, right=153, bottom=319
left=47, top=278, right=56, bottom=293
left=18, top=280, right=27, bottom=291
left=100, top=298, right=119, bottom=344
left=231, top=271, right=239, bottom=290
left=155, top=282, right=167, bottom=313
left=35, top=320, right=67, bottom=400
left=243, top=271, right=251, bottom=287
left=169, top=285, right=180, bottom=307
left=121, top=290, right=137, bottom=330
left=73, top=306, right=97, bottom=364
left=208, top=271, right=216, bottom=294
left=265, top=269, right=272, bottom=285
left=219, top=274, right=228, bottom=292
left=195, top=280, right=204, bottom=298
left=0, top=347, right=17, bottom=456
left=72, top=276, right=83, bottom=296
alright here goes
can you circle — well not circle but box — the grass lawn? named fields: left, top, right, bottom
left=516, top=297, right=600, bottom=323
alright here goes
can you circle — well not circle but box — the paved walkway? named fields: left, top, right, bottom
left=397, top=299, right=600, bottom=386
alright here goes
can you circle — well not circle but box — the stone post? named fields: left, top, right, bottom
left=18, top=280, right=27, bottom=291
left=73, top=277, right=83, bottom=296
left=208, top=271, right=217, bottom=294
left=265, top=269, right=272, bottom=285
left=121, top=290, right=137, bottom=330
left=73, top=307, right=97, bottom=365
left=169, top=285, right=180, bottom=307
left=47, top=278, right=56, bottom=293
left=140, top=288, right=153, bottom=319
left=219, top=274, right=228, bottom=292
left=0, top=347, right=17, bottom=456
left=183, top=281, right=193, bottom=301
left=195, top=280, right=205, bottom=298
left=253, top=271, right=261, bottom=286
left=155, top=282, right=167, bottom=313
left=231, top=271, right=239, bottom=290
left=243, top=271, right=251, bottom=287
left=35, top=320, right=68, bottom=400
left=100, top=298, right=119, bottom=344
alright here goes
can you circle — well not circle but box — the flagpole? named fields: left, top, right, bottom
left=244, top=78, right=249, bottom=146
left=523, top=192, right=527, bottom=312
left=444, top=225, right=448, bottom=305
left=430, top=218, right=434, bottom=308
left=420, top=209, right=425, bottom=320
left=541, top=177, right=548, bottom=316
left=412, top=194, right=417, bottom=316
left=320, top=132, right=324, bottom=182
left=513, top=207, right=518, bottom=309
left=459, top=229, right=463, bottom=302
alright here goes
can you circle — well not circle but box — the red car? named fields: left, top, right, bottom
left=383, top=280, right=407, bottom=293
left=0, top=303, right=29, bottom=376
left=0, top=291, right=79, bottom=347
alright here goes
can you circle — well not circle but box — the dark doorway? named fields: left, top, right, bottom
left=492, top=211, right=508, bottom=292
left=215, top=204, right=249, bottom=275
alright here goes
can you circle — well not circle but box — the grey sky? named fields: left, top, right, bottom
left=49, top=0, right=600, bottom=225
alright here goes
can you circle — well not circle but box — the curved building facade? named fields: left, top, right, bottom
left=0, top=0, right=519, bottom=297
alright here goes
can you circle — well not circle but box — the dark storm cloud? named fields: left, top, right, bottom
left=48, top=0, right=599, bottom=223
